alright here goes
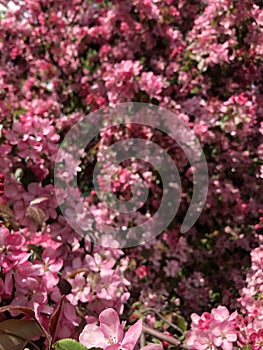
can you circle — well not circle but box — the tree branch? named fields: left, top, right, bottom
left=142, top=323, right=189, bottom=349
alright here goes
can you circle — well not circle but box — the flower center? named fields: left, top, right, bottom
left=106, top=336, right=117, bottom=345
left=221, top=332, right=226, bottom=339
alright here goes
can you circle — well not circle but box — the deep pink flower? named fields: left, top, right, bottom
left=135, top=265, right=147, bottom=279
left=0, top=227, right=30, bottom=273
left=249, top=329, right=263, bottom=350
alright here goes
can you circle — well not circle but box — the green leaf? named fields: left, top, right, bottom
left=53, top=339, right=89, bottom=350
left=190, top=86, right=200, bottom=94
left=13, top=108, right=27, bottom=117
left=176, top=315, right=188, bottom=332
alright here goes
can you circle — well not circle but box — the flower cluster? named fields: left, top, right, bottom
left=0, top=0, right=262, bottom=348
left=186, top=244, right=263, bottom=350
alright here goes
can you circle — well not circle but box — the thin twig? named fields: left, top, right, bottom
left=140, top=329, right=146, bottom=348
left=142, top=323, right=189, bottom=349
left=142, top=308, right=184, bottom=335
left=66, top=268, right=90, bottom=279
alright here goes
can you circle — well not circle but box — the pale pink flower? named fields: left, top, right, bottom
left=187, top=330, right=217, bottom=350
left=80, top=308, right=162, bottom=350
left=210, top=321, right=237, bottom=350
left=211, top=306, right=231, bottom=322
left=79, top=308, right=141, bottom=349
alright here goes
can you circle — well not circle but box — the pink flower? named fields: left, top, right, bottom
left=139, top=72, right=167, bottom=99
left=80, top=308, right=162, bottom=350
left=79, top=308, right=140, bottom=349
left=187, top=330, right=217, bottom=350
left=211, top=306, right=231, bottom=322
left=33, top=248, right=63, bottom=290
left=191, top=312, right=213, bottom=331
left=249, top=329, right=263, bottom=350
left=135, top=265, right=147, bottom=279
left=66, top=273, right=91, bottom=305
left=0, top=227, right=30, bottom=273
left=210, top=321, right=237, bottom=350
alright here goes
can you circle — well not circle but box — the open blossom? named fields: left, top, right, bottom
left=249, top=329, right=263, bottom=350
left=0, top=227, right=30, bottom=273
left=66, top=272, right=91, bottom=306
left=186, top=306, right=238, bottom=350
left=210, top=321, right=237, bottom=350
left=139, top=72, right=167, bottom=100
left=33, top=247, right=63, bottom=290
left=211, top=306, right=237, bottom=323
left=80, top=308, right=162, bottom=350
left=186, top=330, right=217, bottom=350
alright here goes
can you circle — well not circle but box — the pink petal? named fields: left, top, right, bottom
left=121, top=319, right=142, bottom=350
left=212, top=306, right=229, bottom=322
left=79, top=324, right=108, bottom=348
left=222, top=340, right=233, bottom=350
left=226, top=332, right=237, bottom=342
left=105, top=344, right=120, bottom=350
left=99, top=308, right=124, bottom=342
left=213, top=336, right=222, bottom=347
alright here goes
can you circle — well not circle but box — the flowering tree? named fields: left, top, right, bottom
left=0, top=0, right=262, bottom=349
